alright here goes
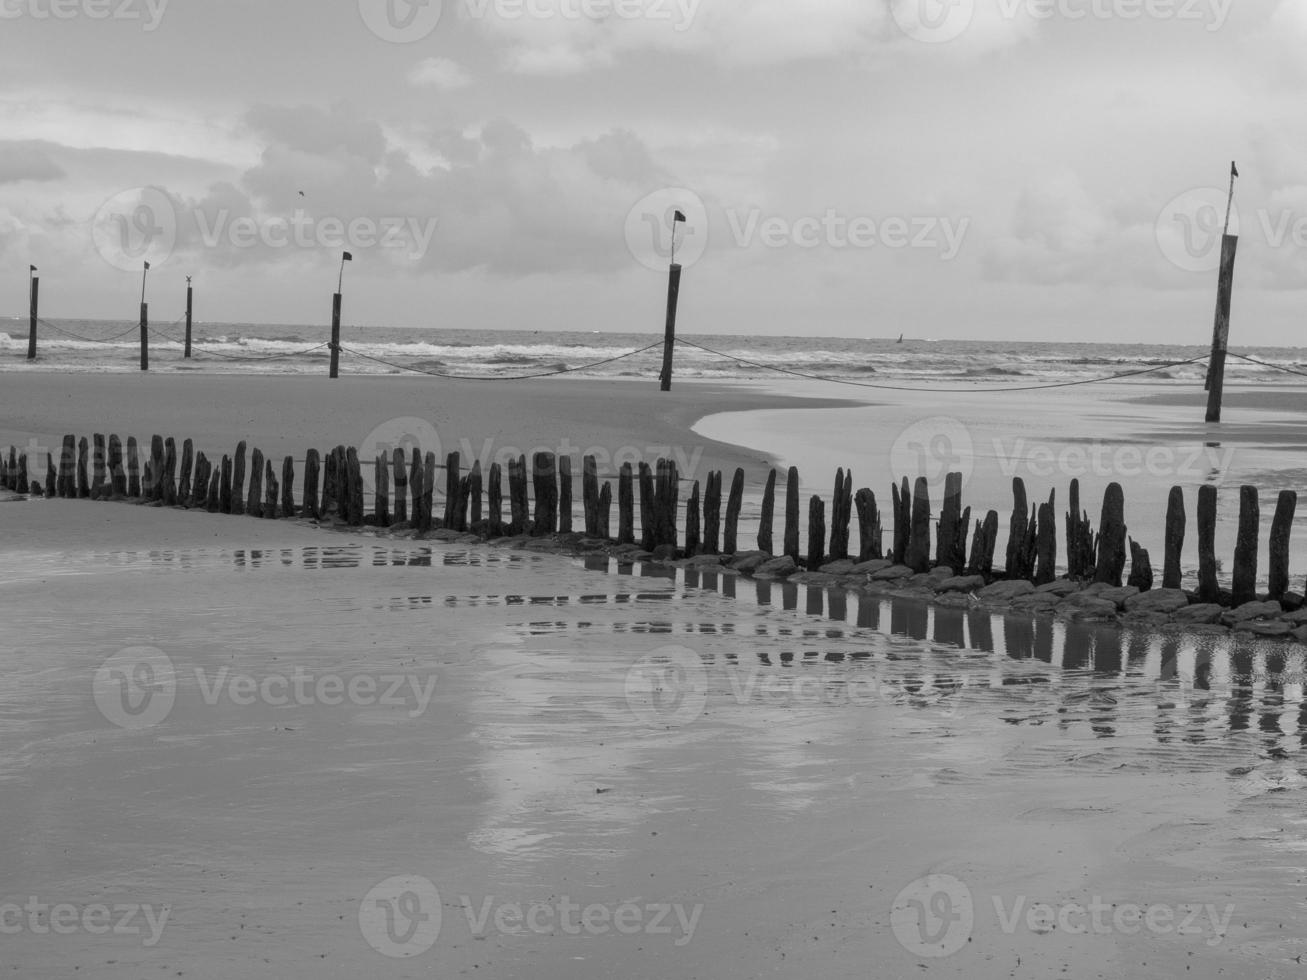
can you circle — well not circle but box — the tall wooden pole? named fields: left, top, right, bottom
left=659, top=263, right=681, bottom=392
left=329, top=292, right=342, bottom=379
left=184, top=277, right=193, bottom=358
left=26, top=272, right=37, bottom=360
left=1205, top=234, right=1238, bottom=423
left=139, top=302, right=149, bottom=371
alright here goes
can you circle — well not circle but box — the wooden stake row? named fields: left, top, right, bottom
left=3, top=435, right=1303, bottom=606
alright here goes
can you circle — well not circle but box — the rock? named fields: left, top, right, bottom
left=1036, top=579, right=1080, bottom=597
left=871, top=565, right=916, bottom=582
left=930, top=566, right=957, bottom=579
left=1235, top=620, right=1293, bottom=638
left=1009, top=592, right=1062, bottom=611
left=852, top=559, right=893, bottom=574
left=933, top=592, right=973, bottom=608
left=1096, top=586, right=1140, bottom=609
left=1280, top=608, right=1307, bottom=626
left=908, top=573, right=940, bottom=590
left=1123, top=589, right=1190, bottom=615
left=789, top=571, right=841, bottom=586
left=1173, top=604, right=1224, bottom=625
left=1221, top=600, right=1284, bottom=627
left=755, top=555, right=797, bottom=578
left=730, top=553, right=768, bottom=574
left=684, top=554, right=726, bottom=567
left=1058, top=597, right=1119, bottom=622
left=1293, top=626, right=1307, bottom=645
left=936, top=575, right=986, bottom=594
left=978, top=580, right=1036, bottom=601
left=651, top=544, right=678, bottom=560
left=819, top=559, right=856, bottom=575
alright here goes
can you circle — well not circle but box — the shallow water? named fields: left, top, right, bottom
left=4, top=539, right=1307, bottom=978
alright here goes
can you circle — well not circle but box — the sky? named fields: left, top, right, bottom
left=1, top=0, right=1306, bottom=344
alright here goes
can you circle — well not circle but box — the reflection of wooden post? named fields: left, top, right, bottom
left=658, top=263, right=681, bottom=392
left=329, top=292, right=342, bottom=379
left=1205, top=234, right=1238, bottom=423
left=139, top=302, right=148, bottom=371
left=27, top=276, right=37, bottom=360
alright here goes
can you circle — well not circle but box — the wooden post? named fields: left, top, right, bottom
left=598, top=482, right=612, bottom=540
left=206, top=468, right=221, bottom=512
left=374, top=454, right=390, bottom=526
left=583, top=455, right=599, bottom=536
left=892, top=477, right=911, bottom=565
left=247, top=448, right=264, bottom=517
left=91, top=434, right=107, bottom=499
left=27, top=274, right=37, bottom=360
left=758, top=469, right=777, bottom=554
left=281, top=455, right=295, bottom=518
left=163, top=437, right=177, bottom=506
left=807, top=496, right=825, bottom=570
left=784, top=466, right=800, bottom=561
left=16, top=452, right=26, bottom=495
left=231, top=441, right=247, bottom=516
left=329, top=292, right=342, bottom=379
left=685, top=481, right=701, bottom=556
left=558, top=455, right=573, bottom=534
left=422, top=452, right=436, bottom=531
left=937, top=471, right=964, bottom=571
left=190, top=453, right=208, bottom=509
left=149, top=435, right=164, bottom=501
left=108, top=435, right=125, bottom=497
left=486, top=461, right=502, bottom=535
left=638, top=462, right=656, bottom=549
left=1127, top=540, right=1153, bottom=592
left=56, top=434, right=73, bottom=497
left=1035, top=499, right=1056, bottom=585
left=408, top=448, right=423, bottom=530
left=392, top=448, right=408, bottom=525
left=1268, top=490, right=1296, bottom=602
left=907, top=477, right=932, bottom=573
left=303, top=449, right=320, bottom=519
left=126, top=437, right=141, bottom=498
left=507, top=457, right=524, bottom=535
left=184, top=280, right=193, bottom=358
left=177, top=439, right=192, bottom=504
left=1163, top=486, right=1185, bottom=590
left=263, top=459, right=278, bottom=519
left=610, top=463, right=629, bottom=544
left=533, top=452, right=557, bottom=536
left=1197, top=485, right=1219, bottom=602
left=76, top=437, right=90, bottom=498
left=443, top=452, right=461, bottom=528
left=724, top=468, right=744, bottom=555
left=659, top=263, right=681, bottom=392
left=468, top=460, right=482, bottom=527
left=1094, top=483, right=1127, bottom=586
left=1005, top=478, right=1028, bottom=578
left=44, top=455, right=56, bottom=498
left=854, top=488, right=882, bottom=562
left=1205, top=234, right=1239, bottom=423
left=1232, top=485, right=1259, bottom=605
left=139, top=302, right=148, bottom=371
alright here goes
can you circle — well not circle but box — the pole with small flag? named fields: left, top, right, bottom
left=1205, top=161, right=1239, bottom=423
left=27, top=265, right=38, bottom=361
left=659, top=209, right=686, bottom=392
left=140, top=260, right=150, bottom=372
left=330, top=251, right=351, bottom=379
left=184, top=276, right=193, bottom=359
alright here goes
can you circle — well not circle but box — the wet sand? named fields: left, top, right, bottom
left=3, top=500, right=1307, bottom=979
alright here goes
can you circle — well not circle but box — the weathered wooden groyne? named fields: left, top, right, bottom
left=5, top=433, right=1306, bottom=640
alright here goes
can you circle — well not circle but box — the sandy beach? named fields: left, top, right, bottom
left=5, top=373, right=1307, bottom=979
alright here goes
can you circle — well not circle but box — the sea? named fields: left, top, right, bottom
left=3, top=317, right=1306, bottom=385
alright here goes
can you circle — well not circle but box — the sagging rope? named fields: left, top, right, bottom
left=36, top=316, right=180, bottom=344
left=675, top=337, right=1211, bottom=393
left=1224, top=351, right=1307, bottom=380
left=336, top=340, right=664, bottom=380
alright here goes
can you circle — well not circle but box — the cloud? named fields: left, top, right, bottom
left=0, top=141, right=67, bottom=184
left=407, top=58, right=473, bottom=92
